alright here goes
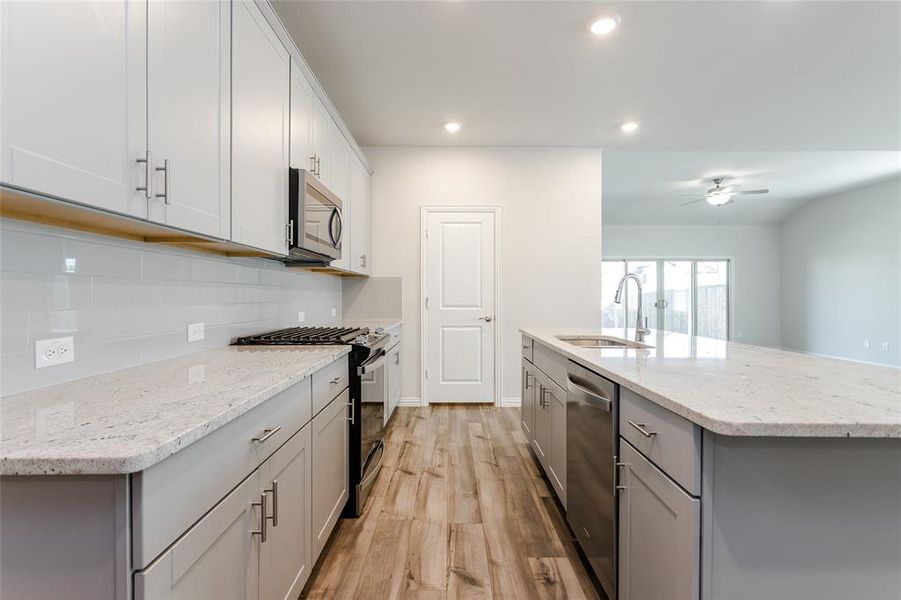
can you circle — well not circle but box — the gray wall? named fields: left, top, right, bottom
left=780, top=176, right=900, bottom=366
left=0, top=218, right=342, bottom=395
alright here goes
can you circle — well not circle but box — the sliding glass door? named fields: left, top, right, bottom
left=602, top=259, right=730, bottom=340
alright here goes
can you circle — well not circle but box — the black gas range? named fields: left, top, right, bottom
left=234, top=326, right=390, bottom=517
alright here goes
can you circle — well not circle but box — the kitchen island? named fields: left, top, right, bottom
left=520, top=327, right=901, bottom=600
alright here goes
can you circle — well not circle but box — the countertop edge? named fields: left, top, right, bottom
left=0, top=346, right=352, bottom=476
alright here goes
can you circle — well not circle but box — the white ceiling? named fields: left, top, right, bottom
left=272, top=1, right=901, bottom=150
left=602, top=151, right=901, bottom=224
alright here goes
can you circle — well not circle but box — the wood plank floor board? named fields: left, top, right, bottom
left=302, top=406, right=600, bottom=600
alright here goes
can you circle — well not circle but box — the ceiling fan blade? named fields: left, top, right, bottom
left=680, top=198, right=705, bottom=207
left=733, top=189, right=769, bottom=195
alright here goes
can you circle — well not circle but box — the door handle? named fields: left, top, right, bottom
left=478, top=316, right=493, bottom=322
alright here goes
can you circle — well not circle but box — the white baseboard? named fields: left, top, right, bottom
left=398, top=397, right=423, bottom=407
left=500, top=396, right=521, bottom=407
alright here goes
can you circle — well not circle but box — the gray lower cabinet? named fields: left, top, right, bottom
left=532, top=373, right=552, bottom=466
left=135, top=424, right=314, bottom=600
left=618, top=440, right=700, bottom=600
left=259, top=424, right=312, bottom=600
left=311, top=390, right=350, bottom=563
left=544, top=376, right=567, bottom=507
left=386, top=342, right=401, bottom=422
left=135, top=471, right=261, bottom=600
left=520, top=358, right=536, bottom=438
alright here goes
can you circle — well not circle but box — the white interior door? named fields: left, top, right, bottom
left=425, top=210, right=496, bottom=404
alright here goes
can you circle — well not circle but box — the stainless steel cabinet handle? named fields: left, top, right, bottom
left=627, top=419, right=657, bottom=438
left=310, top=154, right=317, bottom=173
left=524, top=372, right=533, bottom=389
left=522, top=344, right=529, bottom=350
left=264, top=480, right=278, bottom=527
left=330, top=375, right=345, bottom=385
left=251, top=426, right=282, bottom=444
left=136, top=151, right=152, bottom=198
left=155, top=158, right=169, bottom=204
left=251, top=492, right=267, bottom=542
left=360, top=254, right=367, bottom=268
left=346, top=400, right=354, bottom=424
left=394, top=352, right=400, bottom=366
left=315, top=155, right=321, bottom=177
left=287, top=220, right=294, bottom=244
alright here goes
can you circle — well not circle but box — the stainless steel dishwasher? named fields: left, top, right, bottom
left=565, top=360, right=618, bottom=600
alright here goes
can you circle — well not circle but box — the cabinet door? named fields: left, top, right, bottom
left=134, top=470, right=260, bottom=600
left=0, top=0, right=147, bottom=217
left=546, top=380, right=567, bottom=505
left=231, top=0, right=289, bottom=254
left=329, top=129, right=351, bottom=270
left=619, top=440, right=700, bottom=600
left=532, top=383, right=551, bottom=468
left=386, top=343, right=401, bottom=424
left=310, top=100, right=331, bottom=185
left=349, top=154, right=372, bottom=275
left=289, top=63, right=314, bottom=173
left=520, top=360, right=535, bottom=440
left=259, top=424, right=313, bottom=600
left=311, top=390, right=350, bottom=563
left=147, top=0, right=230, bottom=238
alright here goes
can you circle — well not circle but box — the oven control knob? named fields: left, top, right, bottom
left=354, top=335, right=368, bottom=345
left=374, top=327, right=386, bottom=336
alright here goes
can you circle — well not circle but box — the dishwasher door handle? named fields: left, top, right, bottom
left=566, top=376, right=612, bottom=412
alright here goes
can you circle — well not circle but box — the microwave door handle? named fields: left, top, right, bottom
left=328, top=208, right=342, bottom=248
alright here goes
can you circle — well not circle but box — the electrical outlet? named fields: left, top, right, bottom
left=187, top=322, right=205, bottom=343
left=35, top=336, right=75, bottom=369
left=864, top=339, right=872, bottom=349
left=331, top=308, right=337, bottom=317
left=298, top=311, right=305, bottom=323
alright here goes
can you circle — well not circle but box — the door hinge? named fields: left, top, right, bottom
left=424, top=369, right=429, bottom=380
left=425, top=228, right=429, bottom=239
left=424, top=297, right=430, bottom=309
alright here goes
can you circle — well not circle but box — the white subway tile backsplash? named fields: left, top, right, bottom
left=1, top=218, right=343, bottom=395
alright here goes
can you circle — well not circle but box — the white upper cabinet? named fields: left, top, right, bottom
left=0, top=0, right=147, bottom=218
left=147, top=0, right=230, bottom=238
left=310, top=99, right=331, bottom=185
left=329, top=127, right=352, bottom=270
left=231, top=0, right=290, bottom=255
left=289, top=62, right=314, bottom=173
left=350, top=154, right=372, bottom=275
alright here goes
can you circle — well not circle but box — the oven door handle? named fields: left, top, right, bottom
left=358, top=349, right=387, bottom=375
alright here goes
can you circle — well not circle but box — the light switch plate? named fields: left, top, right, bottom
left=187, top=322, right=205, bottom=343
left=331, top=308, right=337, bottom=317
left=882, top=341, right=891, bottom=351
left=35, top=336, right=75, bottom=369
left=298, top=311, right=305, bottom=323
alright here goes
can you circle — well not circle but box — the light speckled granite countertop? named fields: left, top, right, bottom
left=522, top=328, right=901, bottom=438
left=0, top=345, right=350, bottom=475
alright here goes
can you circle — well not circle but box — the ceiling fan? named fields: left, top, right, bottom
left=680, top=177, right=770, bottom=207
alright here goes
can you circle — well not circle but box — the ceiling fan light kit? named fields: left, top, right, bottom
left=681, top=177, right=770, bottom=208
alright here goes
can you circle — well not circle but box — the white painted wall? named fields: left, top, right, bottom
left=781, top=176, right=900, bottom=366
left=365, top=146, right=603, bottom=404
left=601, top=224, right=783, bottom=348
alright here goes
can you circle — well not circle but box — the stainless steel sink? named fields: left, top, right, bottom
left=556, top=335, right=651, bottom=349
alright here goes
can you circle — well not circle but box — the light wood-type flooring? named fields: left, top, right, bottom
left=301, top=405, right=601, bottom=599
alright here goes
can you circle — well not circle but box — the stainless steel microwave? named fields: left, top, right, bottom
left=286, top=168, right=342, bottom=264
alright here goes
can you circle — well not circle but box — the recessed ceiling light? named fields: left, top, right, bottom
left=444, top=121, right=461, bottom=133
left=620, top=121, right=640, bottom=133
left=590, top=15, right=621, bottom=36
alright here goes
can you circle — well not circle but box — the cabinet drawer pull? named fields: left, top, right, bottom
left=155, top=158, right=169, bottom=204
left=251, top=492, right=268, bottom=543
left=627, top=419, right=657, bottom=438
left=251, top=426, right=281, bottom=444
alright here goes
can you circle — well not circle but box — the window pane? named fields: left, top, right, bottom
left=662, top=261, right=692, bottom=334
left=601, top=261, right=626, bottom=329
left=697, top=261, right=729, bottom=340
left=626, top=261, right=658, bottom=330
